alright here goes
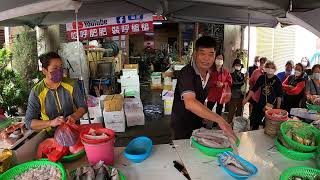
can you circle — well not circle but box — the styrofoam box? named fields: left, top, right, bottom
left=151, top=76, right=161, bottom=85
left=120, top=75, right=139, bottom=86
left=103, top=109, right=126, bottom=132
left=87, top=106, right=103, bottom=118
left=121, top=85, right=140, bottom=94
left=122, top=69, right=138, bottom=76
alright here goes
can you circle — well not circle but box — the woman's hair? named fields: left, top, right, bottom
left=232, top=58, right=243, bottom=68
left=264, top=61, right=277, bottom=70
left=295, top=63, right=304, bottom=72
left=39, top=52, right=61, bottom=69
left=216, top=54, right=224, bottom=59
left=301, top=57, right=310, bottom=67
left=259, top=57, right=268, bottom=64
left=312, top=64, right=320, bottom=72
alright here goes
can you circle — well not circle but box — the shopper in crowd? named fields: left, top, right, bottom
left=282, top=63, right=306, bottom=113
left=207, top=54, right=232, bottom=116
left=248, top=56, right=260, bottom=78
left=243, top=61, right=283, bottom=130
left=248, top=57, right=267, bottom=114
left=305, top=64, right=320, bottom=97
left=277, top=60, right=294, bottom=83
left=228, top=59, right=245, bottom=124
left=301, top=57, right=312, bottom=79
left=171, top=36, right=236, bottom=141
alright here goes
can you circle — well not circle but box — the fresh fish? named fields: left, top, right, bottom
left=225, top=164, right=251, bottom=176
left=194, top=137, right=230, bottom=148
left=192, top=128, right=232, bottom=148
left=95, top=166, right=108, bottom=180
left=220, top=152, right=253, bottom=176
left=110, top=168, right=120, bottom=180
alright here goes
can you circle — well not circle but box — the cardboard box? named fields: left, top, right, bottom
left=124, top=64, right=139, bottom=70
left=103, top=110, right=125, bottom=132
left=104, top=94, right=124, bottom=112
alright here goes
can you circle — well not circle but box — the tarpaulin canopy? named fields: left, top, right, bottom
left=0, top=0, right=319, bottom=36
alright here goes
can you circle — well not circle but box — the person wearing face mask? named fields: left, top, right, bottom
left=248, top=57, right=267, bottom=114
left=282, top=63, right=306, bottom=113
left=227, top=59, right=245, bottom=124
left=277, top=60, right=294, bottom=83
left=24, top=52, right=87, bottom=131
left=207, top=54, right=232, bottom=117
left=305, top=64, right=320, bottom=98
left=248, top=56, right=260, bottom=78
left=243, top=61, right=283, bottom=130
left=301, top=57, right=312, bottom=79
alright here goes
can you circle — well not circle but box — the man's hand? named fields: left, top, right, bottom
left=50, top=116, right=65, bottom=127
left=218, top=120, right=237, bottom=142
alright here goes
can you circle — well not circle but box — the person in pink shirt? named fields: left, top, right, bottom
left=248, top=57, right=267, bottom=112
left=207, top=54, right=232, bottom=116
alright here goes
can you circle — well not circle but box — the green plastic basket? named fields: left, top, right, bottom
left=70, top=166, right=126, bottom=180
left=280, top=120, right=320, bottom=152
left=279, top=166, right=320, bottom=180
left=191, top=137, right=240, bottom=157
left=274, top=137, right=315, bottom=161
left=61, top=150, right=86, bottom=163
left=306, top=102, right=320, bottom=112
left=316, top=145, right=320, bottom=169
left=0, top=160, right=66, bottom=180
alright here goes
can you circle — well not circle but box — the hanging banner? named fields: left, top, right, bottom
left=66, top=13, right=154, bottom=41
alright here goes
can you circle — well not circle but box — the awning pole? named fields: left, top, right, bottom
left=75, top=10, right=91, bottom=124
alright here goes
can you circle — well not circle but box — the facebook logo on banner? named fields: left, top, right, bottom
left=116, top=16, right=126, bottom=24
left=128, top=15, right=143, bottom=21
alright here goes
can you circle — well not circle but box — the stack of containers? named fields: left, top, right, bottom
left=120, top=65, right=140, bottom=94
left=124, top=96, right=145, bottom=127
left=81, top=95, right=103, bottom=124
left=102, top=94, right=125, bottom=132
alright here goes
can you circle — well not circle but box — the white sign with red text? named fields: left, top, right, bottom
left=66, top=13, right=154, bottom=41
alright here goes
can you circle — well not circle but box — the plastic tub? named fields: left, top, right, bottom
left=217, top=151, right=258, bottom=180
left=80, top=128, right=115, bottom=165
left=124, top=136, right=153, bottom=163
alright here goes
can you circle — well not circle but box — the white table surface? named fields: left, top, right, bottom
left=173, top=130, right=316, bottom=180
left=65, top=144, right=186, bottom=180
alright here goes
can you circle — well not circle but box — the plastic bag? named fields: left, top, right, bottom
left=69, top=138, right=84, bottom=154
left=37, top=138, right=68, bottom=162
left=220, top=85, right=231, bottom=104
left=54, top=122, right=80, bottom=147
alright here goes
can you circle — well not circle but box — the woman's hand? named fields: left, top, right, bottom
left=216, top=81, right=224, bottom=88
left=242, top=98, right=248, bottom=105
left=66, top=115, right=77, bottom=124
left=50, top=116, right=65, bottom=127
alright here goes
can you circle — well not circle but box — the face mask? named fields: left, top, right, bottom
left=234, top=66, right=241, bottom=71
left=254, top=62, right=260, bottom=67
left=264, top=68, right=275, bottom=75
left=215, top=59, right=223, bottom=66
left=302, top=62, right=308, bottom=67
left=50, top=68, right=63, bottom=83
left=285, top=69, right=292, bottom=74
left=313, top=73, right=320, bottom=80
left=294, top=70, right=301, bottom=77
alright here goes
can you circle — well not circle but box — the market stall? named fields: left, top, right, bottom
left=173, top=129, right=316, bottom=180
